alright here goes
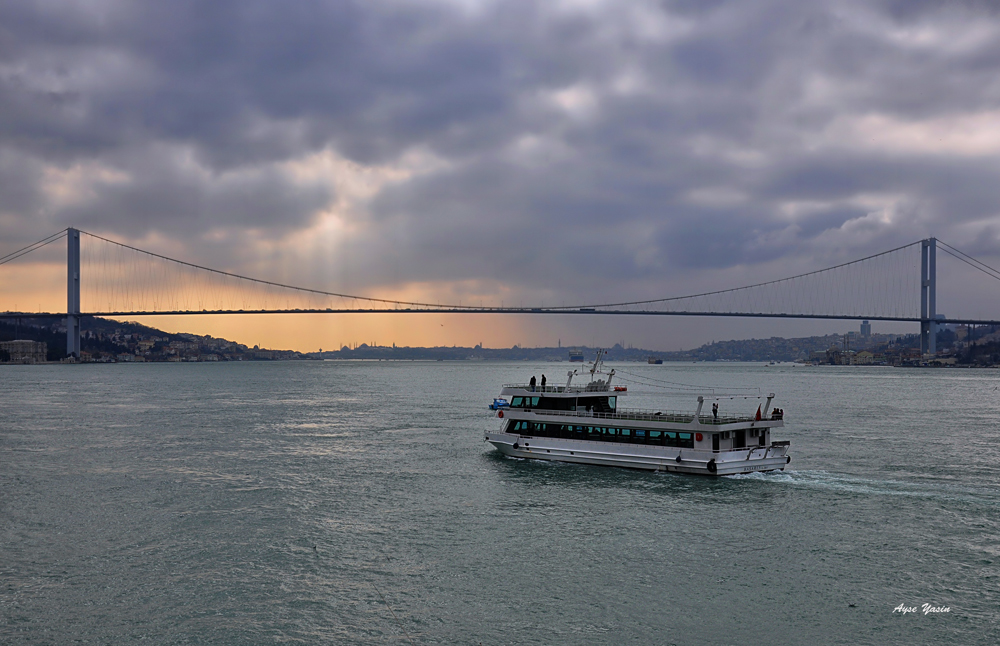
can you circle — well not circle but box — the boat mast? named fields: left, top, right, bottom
left=589, top=349, right=604, bottom=378
left=588, top=349, right=614, bottom=386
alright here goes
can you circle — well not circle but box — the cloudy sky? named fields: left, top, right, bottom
left=3, top=0, right=1000, bottom=351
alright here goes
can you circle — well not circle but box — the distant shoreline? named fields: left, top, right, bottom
left=4, top=315, right=998, bottom=366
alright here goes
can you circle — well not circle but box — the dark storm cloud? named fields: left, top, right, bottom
left=3, top=0, right=1000, bottom=300
left=50, top=147, right=335, bottom=237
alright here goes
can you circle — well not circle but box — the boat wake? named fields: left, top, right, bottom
left=727, top=469, right=1000, bottom=506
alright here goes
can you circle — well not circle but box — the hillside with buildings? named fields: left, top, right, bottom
left=2, top=315, right=998, bottom=366
left=796, top=322, right=1000, bottom=366
left=0, top=316, right=308, bottom=363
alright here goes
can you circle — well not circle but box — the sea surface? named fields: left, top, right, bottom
left=2, top=360, right=999, bottom=645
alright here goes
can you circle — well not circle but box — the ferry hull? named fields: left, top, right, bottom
left=486, top=433, right=789, bottom=476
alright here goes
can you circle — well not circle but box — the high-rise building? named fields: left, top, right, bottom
left=860, top=320, right=871, bottom=337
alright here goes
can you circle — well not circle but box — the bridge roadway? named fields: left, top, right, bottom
left=3, top=308, right=1000, bottom=327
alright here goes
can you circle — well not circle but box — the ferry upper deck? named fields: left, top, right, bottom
left=499, top=382, right=784, bottom=428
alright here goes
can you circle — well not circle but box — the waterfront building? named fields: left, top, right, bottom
left=1, top=340, right=48, bottom=364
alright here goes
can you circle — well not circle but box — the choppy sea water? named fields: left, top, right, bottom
left=1, top=360, right=998, bottom=645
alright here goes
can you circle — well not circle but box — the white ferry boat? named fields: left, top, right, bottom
left=485, top=353, right=790, bottom=476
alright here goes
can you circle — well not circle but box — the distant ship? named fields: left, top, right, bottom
left=569, top=349, right=585, bottom=362
left=647, top=356, right=663, bottom=364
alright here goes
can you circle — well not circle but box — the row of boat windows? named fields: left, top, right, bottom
left=508, top=396, right=617, bottom=412
left=719, top=430, right=766, bottom=438
left=508, top=421, right=695, bottom=448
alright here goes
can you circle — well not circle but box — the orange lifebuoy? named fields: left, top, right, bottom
left=498, top=410, right=504, bottom=418
left=695, top=433, right=703, bottom=442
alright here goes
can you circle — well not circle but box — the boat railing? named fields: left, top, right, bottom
left=516, top=407, right=760, bottom=425
left=502, top=383, right=613, bottom=394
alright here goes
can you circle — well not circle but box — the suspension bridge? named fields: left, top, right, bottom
left=3, top=228, right=1000, bottom=358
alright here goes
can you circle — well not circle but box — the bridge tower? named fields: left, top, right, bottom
left=67, top=228, right=81, bottom=358
left=920, top=237, right=937, bottom=356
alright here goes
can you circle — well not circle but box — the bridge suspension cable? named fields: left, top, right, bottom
left=79, top=229, right=504, bottom=312
left=938, top=240, right=1000, bottom=282
left=72, top=229, right=928, bottom=319
left=0, top=229, right=68, bottom=266
left=3, top=228, right=1000, bottom=324
left=572, top=241, right=924, bottom=311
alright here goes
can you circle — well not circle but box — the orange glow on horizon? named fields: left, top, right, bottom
left=0, top=253, right=570, bottom=350
left=126, top=312, right=558, bottom=352
left=2, top=256, right=904, bottom=353
left=0, top=262, right=65, bottom=314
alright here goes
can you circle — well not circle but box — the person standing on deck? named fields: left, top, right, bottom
left=712, top=402, right=719, bottom=420
left=540, top=374, right=547, bottom=391
left=530, top=375, right=536, bottom=392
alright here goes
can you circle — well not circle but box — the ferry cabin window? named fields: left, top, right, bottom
left=509, top=397, right=540, bottom=409
left=537, top=397, right=576, bottom=411
left=574, top=396, right=616, bottom=414
left=512, top=424, right=692, bottom=448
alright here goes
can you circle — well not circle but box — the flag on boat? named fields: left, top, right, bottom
left=755, top=405, right=762, bottom=421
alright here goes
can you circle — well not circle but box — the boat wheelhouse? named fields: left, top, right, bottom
left=485, top=353, right=790, bottom=476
